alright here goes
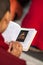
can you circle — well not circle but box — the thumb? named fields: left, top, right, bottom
left=8, top=42, right=13, bottom=52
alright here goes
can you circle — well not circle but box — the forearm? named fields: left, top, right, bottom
left=0, top=11, right=11, bottom=33
left=0, top=21, right=8, bottom=33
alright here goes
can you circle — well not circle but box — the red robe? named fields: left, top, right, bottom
left=0, top=33, right=9, bottom=50
left=21, top=0, right=43, bottom=50
left=0, top=47, right=26, bottom=65
left=0, top=33, right=26, bottom=65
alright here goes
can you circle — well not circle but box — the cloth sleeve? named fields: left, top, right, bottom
left=0, top=33, right=9, bottom=50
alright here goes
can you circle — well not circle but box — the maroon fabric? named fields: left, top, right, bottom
left=0, top=47, right=26, bottom=65
left=0, top=33, right=9, bottom=50
left=0, top=34, right=26, bottom=65
left=21, top=0, right=43, bottom=50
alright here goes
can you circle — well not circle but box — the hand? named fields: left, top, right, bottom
left=8, top=41, right=23, bottom=57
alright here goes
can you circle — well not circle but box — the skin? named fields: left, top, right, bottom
left=0, top=11, right=23, bottom=57
left=0, top=11, right=11, bottom=33
left=8, top=41, right=23, bottom=57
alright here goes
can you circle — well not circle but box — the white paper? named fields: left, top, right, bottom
left=2, top=21, right=21, bottom=43
left=20, top=28, right=37, bottom=51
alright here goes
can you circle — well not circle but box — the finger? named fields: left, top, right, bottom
left=8, top=42, right=13, bottom=52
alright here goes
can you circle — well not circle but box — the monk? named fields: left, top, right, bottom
left=0, top=0, right=23, bottom=57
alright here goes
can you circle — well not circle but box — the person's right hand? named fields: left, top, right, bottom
left=8, top=41, right=23, bottom=57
